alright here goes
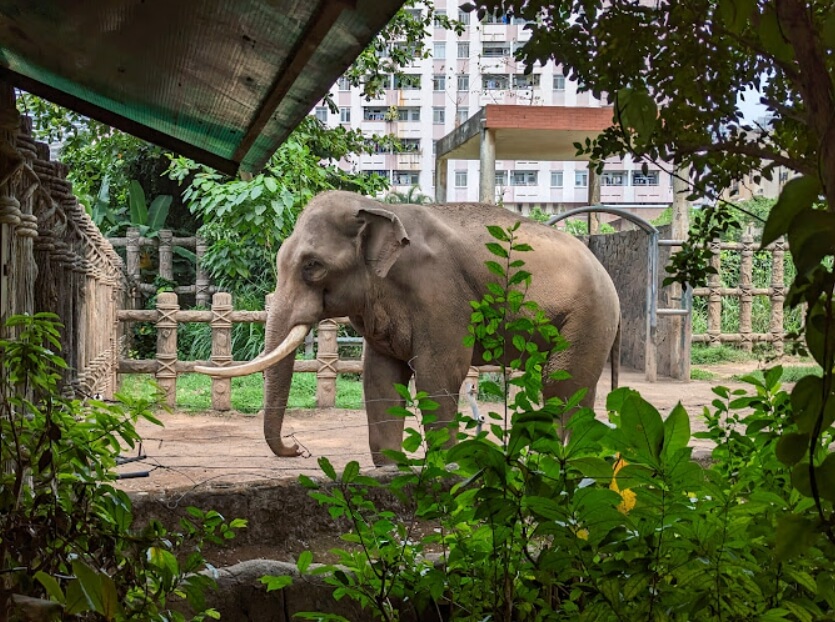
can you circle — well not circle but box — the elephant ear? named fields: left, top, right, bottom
left=357, top=207, right=410, bottom=278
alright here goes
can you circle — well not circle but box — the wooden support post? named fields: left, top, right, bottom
left=739, top=227, right=754, bottom=352
left=155, top=291, right=179, bottom=407
left=587, top=165, right=601, bottom=234
left=770, top=239, right=786, bottom=356
left=195, top=235, right=210, bottom=307
left=210, top=292, right=233, bottom=410
left=670, top=163, right=691, bottom=380
left=435, top=156, right=447, bottom=203
left=479, top=128, right=496, bottom=204
left=158, top=229, right=173, bottom=282
left=126, top=227, right=141, bottom=309
left=316, top=319, right=338, bottom=408
left=707, top=240, right=722, bottom=347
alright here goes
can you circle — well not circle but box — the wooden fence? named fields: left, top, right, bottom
left=0, top=93, right=125, bottom=398
left=108, top=228, right=216, bottom=309
left=116, top=291, right=484, bottom=409
left=689, top=230, right=790, bottom=354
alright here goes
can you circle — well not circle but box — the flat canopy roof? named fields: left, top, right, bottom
left=436, top=105, right=615, bottom=161
left=0, top=0, right=404, bottom=175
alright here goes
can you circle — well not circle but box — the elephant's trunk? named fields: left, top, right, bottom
left=193, top=325, right=310, bottom=377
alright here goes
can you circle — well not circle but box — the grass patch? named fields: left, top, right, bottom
left=732, top=365, right=823, bottom=384
left=691, top=344, right=756, bottom=365
left=119, top=372, right=365, bottom=412
left=690, top=368, right=717, bottom=381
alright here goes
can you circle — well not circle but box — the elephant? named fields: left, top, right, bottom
left=194, top=190, right=620, bottom=466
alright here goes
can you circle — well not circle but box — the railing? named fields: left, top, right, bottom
left=117, top=292, right=484, bottom=409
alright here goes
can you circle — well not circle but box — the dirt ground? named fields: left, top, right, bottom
left=116, top=361, right=770, bottom=494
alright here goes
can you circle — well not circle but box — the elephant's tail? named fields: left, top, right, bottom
left=610, top=318, right=621, bottom=390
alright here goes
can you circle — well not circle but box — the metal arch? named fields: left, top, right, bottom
left=547, top=204, right=660, bottom=382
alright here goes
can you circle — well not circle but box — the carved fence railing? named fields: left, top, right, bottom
left=0, top=100, right=125, bottom=398
left=689, top=230, right=791, bottom=354
left=116, top=291, right=485, bottom=409
left=108, top=228, right=216, bottom=309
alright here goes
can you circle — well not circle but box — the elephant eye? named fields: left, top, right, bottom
left=302, top=258, right=326, bottom=283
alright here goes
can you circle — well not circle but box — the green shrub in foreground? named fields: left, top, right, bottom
left=0, top=314, right=245, bottom=620
left=264, top=224, right=835, bottom=621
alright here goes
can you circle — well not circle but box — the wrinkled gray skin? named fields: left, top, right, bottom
left=198, top=190, right=620, bottom=466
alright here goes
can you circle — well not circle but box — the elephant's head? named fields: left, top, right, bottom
left=194, top=191, right=410, bottom=457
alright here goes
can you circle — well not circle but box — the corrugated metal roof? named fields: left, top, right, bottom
left=0, top=0, right=404, bottom=175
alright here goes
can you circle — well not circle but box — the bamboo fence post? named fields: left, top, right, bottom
left=195, top=235, right=210, bottom=307
left=158, top=229, right=173, bottom=282
left=155, top=291, right=179, bottom=407
left=126, top=227, right=141, bottom=308
left=210, top=292, right=233, bottom=410
left=770, top=239, right=786, bottom=356
left=316, top=319, right=339, bottom=408
left=739, top=228, right=754, bottom=352
left=707, top=239, right=722, bottom=347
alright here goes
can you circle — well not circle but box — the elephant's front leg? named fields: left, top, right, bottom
left=363, top=346, right=413, bottom=466
left=412, top=351, right=472, bottom=448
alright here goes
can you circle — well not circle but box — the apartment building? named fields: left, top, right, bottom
left=314, top=2, right=674, bottom=219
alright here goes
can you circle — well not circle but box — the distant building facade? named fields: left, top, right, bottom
left=314, top=2, right=674, bottom=219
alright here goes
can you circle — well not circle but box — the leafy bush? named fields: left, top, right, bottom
left=264, top=226, right=835, bottom=621
left=0, top=314, right=244, bottom=620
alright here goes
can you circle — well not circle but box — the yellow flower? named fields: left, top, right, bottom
left=574, top=527, right=589, bottom=540
left=610, top=455, right=637, bottom=515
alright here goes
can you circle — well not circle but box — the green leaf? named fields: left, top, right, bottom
left=775, top=431, right=809, bottom=466
left=35, top=571, right=65, bottom=604
left=816, top=454, right=835, bottom=503
left=297, top=550, right=313, bottom=574
left=403, top=427, right=423, bottom=453
left=71, top=561, right=106, bottom=617
left=805, top=302, right=835, bottom=367
left=619, top=392, right=664, bottom=462
left=775, top=513, right=816, bottom=560
left=128, top=179, right=148, bottom=226
left=792, top=375, right=824, bottom=433
left=662, top=402, right=690, bottom=459
left=261, top=574, right=293, bottom=592
left=614, top=87, right=657, bottom=146
left=485, top=242, right=509, bottom=258
left=787, top=210, right=835, bottom=274
left=758, top=7, right=795, bottom=64
left=486, top=225, right=510, bottom=241
left=717, top=0, right=755, bottom=33
left=341, top=460, right=360, bottom=483
left=761, top=175, right=820, bottom=246
left=318, top=456, right=337, bottom=480
left=147, top=195, right=173, bottom=231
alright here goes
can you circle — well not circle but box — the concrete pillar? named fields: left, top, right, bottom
left=479, top=127, right=496, bottom=204
left=587, top=164, right=601, bottom=233
left=670, top=163, right=691, bottom=380
left=434, top=156, right=447, bottom=203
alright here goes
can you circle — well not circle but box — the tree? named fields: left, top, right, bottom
left=467, top=0, right=835, bottom=550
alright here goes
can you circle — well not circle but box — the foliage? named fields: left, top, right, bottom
left=691, top=343, right=757, bottom=366
left=382, top=186, right=433, bottom=205
left=264, top=228, right=835, bottom=620
left=0, top=314, right=244, bottom=620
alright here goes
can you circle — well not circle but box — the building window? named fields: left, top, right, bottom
left=482, top=74, right=509, bottom=90
left=432, top=140, right=437, bottom=155
left=575, top=171, right=588, bottom=187
left=482, top=42, right=510, bottom=58
left=602, top=171, right=628, bottom=186
left=433, top=42, right=446, bottom=59
left=396, top=107, right=421, bottom=122
left=405, top=8, right=421, bottom=19
left=433, top=107, right=446, bottom=124
left=393, top=170, right=421, bottom=186
left=456, top=107, right=469, bottom=125
left=393, top=74, right=421, bottom=90
left=458, top=8, right=470, bottom=24
left=314, top=106, right=328, bottom=123
left=457, top=42, right=470, bottom=58
left=432, top=9, right=447, bottom=26
left=550, top=171, right=563, bottom=187
left=363, top=107, right=388, bottom=121
left=400, top=138, right=421, bottom=152
left=553, top=73, right=565, bottom=91
left=337, top=76, right=350, bottom=91
left=339, top=107, right=351, bottom=124
left=484, top=10, right=509, bottom=24
left=511, top=171, right=538, bottom=186
left=495, top=170, right=507, bottom=187
left=433, top=74, right=446, bottom=91
left=632, top=171, right=660, bottom=186
left=455, top=170, right=468, bottom=187
left=370, top=170, right=391, bottom=182
left=512, top=73, right=541, bottom=89
left=457, top=74, right=469, bottom=91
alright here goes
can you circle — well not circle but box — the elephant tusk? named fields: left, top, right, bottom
left=194, top=324, right=311, bottom=377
